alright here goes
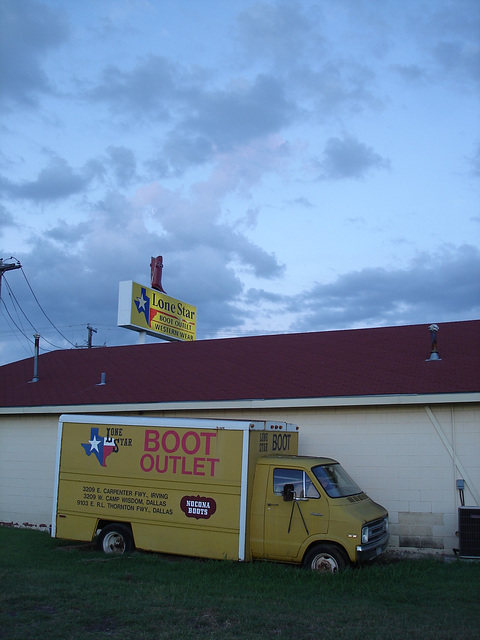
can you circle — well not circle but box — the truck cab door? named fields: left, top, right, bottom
left=263, top=466, right=329, bottom=560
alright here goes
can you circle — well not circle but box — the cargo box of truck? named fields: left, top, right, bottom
left=52, top=415, right=389, bottom=572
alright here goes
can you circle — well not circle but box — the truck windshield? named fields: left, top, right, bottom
left=312, top=463, right=362, bottom=498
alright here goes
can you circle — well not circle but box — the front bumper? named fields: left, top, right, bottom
left=356, top=531, right=390, bottom=562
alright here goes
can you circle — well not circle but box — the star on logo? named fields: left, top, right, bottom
left=89, top=435, right=101, bottom=452
left=135, top=292, right=148, bottom=311
left=81, top=427, right=117, bottom=467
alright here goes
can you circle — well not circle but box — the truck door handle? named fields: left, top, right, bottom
left=267, top=503, right=278, bottom=507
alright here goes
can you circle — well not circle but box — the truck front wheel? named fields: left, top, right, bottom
left=98, top=524, right=134, bottom=555
left=303, top=544, right=348, bottom=573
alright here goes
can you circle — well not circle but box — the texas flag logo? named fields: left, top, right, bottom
left=133, top=286, right=167, bottom=328
left=81, top=427, right=117, bottom=467
left=134, top=287, right=150, bottom=323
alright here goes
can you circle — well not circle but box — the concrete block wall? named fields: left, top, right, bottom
left=1, top=402, right=478, bottom=556
left=0, top=415, right=58, bottom=527
left=196, top=402, right=479, bottom=555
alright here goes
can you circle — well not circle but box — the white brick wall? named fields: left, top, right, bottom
left=1, top=402, right=478, bottom=554
left=199, top=402, right=479, bottom=554
left=0, top=416, right=58, bottom=527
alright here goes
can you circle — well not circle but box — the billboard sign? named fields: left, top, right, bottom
left=118, top=280, right=196, bottom=342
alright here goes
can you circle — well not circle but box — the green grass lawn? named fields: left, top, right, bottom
left=1, top=526, right=479, bottom=640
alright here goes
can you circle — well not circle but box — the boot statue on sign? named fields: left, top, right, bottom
left=150, top=256, right=166, bottom=293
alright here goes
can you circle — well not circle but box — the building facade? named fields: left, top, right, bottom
left=1, top=320, right=479, bottom=556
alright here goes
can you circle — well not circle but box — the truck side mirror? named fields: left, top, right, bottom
left=282, top=484, right=295, bottom=502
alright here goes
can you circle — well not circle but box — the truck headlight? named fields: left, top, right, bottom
left=361, top=525, right=369, bottom=544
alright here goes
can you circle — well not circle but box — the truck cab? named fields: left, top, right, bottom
left=250, top=456, right=389, bottom=572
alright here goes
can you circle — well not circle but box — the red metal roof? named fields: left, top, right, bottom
left=0, top=320, right=478, bottom=409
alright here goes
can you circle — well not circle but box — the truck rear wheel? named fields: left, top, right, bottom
left=98, top=524, right=134, bottom=555
left=303, top=544, right=348, bottom=573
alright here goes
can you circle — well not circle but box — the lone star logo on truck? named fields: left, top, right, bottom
left=81, top=427, right=117, bottom=467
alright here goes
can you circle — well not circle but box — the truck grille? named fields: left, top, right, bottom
left=366, top=517, right=388, bottom=543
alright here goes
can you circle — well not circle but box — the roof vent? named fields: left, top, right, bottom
left=426, top=324, right=441, bottom=361
left=30, top=334, right=40, bottom=383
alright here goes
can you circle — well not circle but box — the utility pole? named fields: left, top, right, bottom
left=0, top=257, right=22, bottom=301
left=87, top=324, right=97, bottom=348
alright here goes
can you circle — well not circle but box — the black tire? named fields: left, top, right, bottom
left=303, top=543, right=348, bottom=573
left=97, top=524, right=134, bottom=555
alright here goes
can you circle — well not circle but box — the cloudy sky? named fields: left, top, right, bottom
left=0, top=0, right=479, bottom=365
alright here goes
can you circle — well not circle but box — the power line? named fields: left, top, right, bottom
left=0, top=306, right=33, bottom=358
left=0, top=287, right=65, bottom=353
left=3, top=276, right=38, bottom=334
left=19, top=267, right=77, bottom=348
left=0, top=257, right=22, bottom=302
left=0, top=258, right=34, bottom=357
left=3, top=274, right=68, bottom=350
left=1, top=260, right=81, bottom=355
left=0, top=296, right=34, bottom=345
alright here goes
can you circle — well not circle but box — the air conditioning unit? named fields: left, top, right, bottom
left=458, top=507, right=480, bottom=557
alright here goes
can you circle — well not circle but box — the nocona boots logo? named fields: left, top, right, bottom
left=180, top=495, right=217, bottom=519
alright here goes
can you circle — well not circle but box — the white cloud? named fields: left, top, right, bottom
left=0, top=0, right=478, bottom=365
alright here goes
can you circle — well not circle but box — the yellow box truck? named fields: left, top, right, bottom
left=52, top=415, right=389, bottom=572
